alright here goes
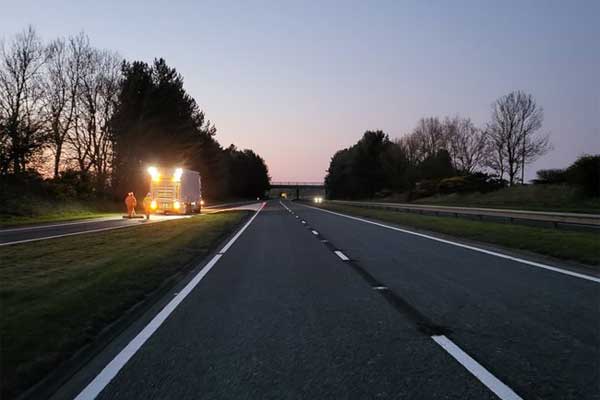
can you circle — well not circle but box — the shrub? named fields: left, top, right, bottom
left=438, top=176, right=469, bottom=194
left=534, top=169, right=567, bottom=184
left=437, top=173, right=506, bottom=195
left=411, top=179, right=439, bottom=199
left=566, top=155, right=600, bottom=197
left=54, top=169, right=96, bottom=198
left=45, top=182, right=77, bottom=201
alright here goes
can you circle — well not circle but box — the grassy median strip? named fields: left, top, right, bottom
left=0, top=211, right=247, bottom=399
left=316, top=203, right=600, bottom=267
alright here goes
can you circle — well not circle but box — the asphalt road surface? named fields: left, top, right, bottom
left=52, top=200, right=599, bottom=399
left=0, top=201, right=253, bottom=246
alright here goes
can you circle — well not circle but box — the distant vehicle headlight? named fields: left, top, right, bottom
left=314, top=196, right=323, bottom=203
left=173, top=201, right=181, bottom=210
left=150, top=200, right=157, bottom=210
left=200, top=200, right=205, bottom=206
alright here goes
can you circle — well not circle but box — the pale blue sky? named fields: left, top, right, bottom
left=3, top=0, right=599, bottom=181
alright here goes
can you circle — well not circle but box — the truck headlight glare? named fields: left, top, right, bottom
left=173, top=168, right=183, bottom=182
left=173, top=201, right=181, bottom=210
left=147, top=166, right=160, bottom=182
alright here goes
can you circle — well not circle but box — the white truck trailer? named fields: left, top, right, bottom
left=147, top=166, right=202, bottom=214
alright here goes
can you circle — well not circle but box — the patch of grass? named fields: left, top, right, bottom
left=0, top=211, right=247, bottom=399
left=318, top=203, right=600, bottom=266
left=412, top=184, right=600, bottom=214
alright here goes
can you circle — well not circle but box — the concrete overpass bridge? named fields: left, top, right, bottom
left=269, top=182, right=325, bottom=200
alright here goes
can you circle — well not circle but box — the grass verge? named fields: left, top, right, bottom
left=412, top=184, right=600, bottom=214
left=316, top=203, right=600, bottom=267
left=0, top=211, right=247, bottom=399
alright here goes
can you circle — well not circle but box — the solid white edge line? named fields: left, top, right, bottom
left=432, top=335, right=522, bottom=400
left=0, top=216, right=194, bottom=247
left=278, top=200, right=291, bottom=212
left=334, top=250, right=349, bottom=261
left=220, top=202, right=266, bottom=254
left=73, top=203, right=265, bottom=400
left=312, top=230, right=319, bottom=235
left=303, top=204, right=600, bottom=284
left=0, top=216, right=119, bottom=233
left=0, top=224, right=137, bottom=247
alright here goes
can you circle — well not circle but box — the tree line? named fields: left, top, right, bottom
left=326, top=91, right=553, bottom=199
left=0, top=26, right=270, bottom=200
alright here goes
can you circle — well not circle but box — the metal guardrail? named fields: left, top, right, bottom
left=329, top=200, right=600, bottom=229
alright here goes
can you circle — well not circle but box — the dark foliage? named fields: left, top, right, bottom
left=0, top=170, right=112, bottom=218
left=223, top=146, right=270, bottom=199
left=534, top=168, right=567, bottom=185
left=565, top=155, right=600, bottom=197
left=438, top=173, right=506, bottom=195
left=325, top=131, right=404, bottom=199
left=417, top=150, right=455, bottom=180
left=533, top=155, right=599, bottom=196
left=110, top=59, right=269, bottom=200
left=325, top=132, right=456, bottom=199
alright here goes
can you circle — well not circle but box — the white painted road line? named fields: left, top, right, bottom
left=301, top=220, right=306, bottom=224
left=0, top=216, right=193, bottom=247
left=334, top=250, right=349, bottom=261
left=74, top=203, right=266, bottom=400
left=311, top=230, right=319, bottom=235
left=0, top=224, right=138, bottom=247
left=304, top=204, right=600, bottom=284
left=278, top=200, right=292, bottom=212
left=432, top=335, right=522, bottom=400
left=0, top=216, right=118, bottom=232
left=220, top=203, right=266, bottom=253
left=2, top=203, right=255, bottom=246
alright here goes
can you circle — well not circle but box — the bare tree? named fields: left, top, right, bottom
left=396, top=132, right=424, bottom=166
left=68, top=47, right=121, bottom=188
left=484, top=125, right=506, bottom=181
left=0, top=26, right=49, bottom=174
left=44, top=33, right=87, bottom=178
left=412, top=116, right=447, bottom=158
left=445, top=116, right=488, bottom=174
left=487, top=91, right=550, bottom=185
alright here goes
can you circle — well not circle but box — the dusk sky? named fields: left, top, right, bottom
left=3, top=0, right=599, bottom=181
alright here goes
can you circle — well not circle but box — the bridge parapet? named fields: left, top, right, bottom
left=270, top=181, right=324, bottom=188
left=269, top=182, right=325, bottom=199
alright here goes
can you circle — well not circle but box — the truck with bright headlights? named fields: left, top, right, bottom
left=147, top=166, right=202, bottom=214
